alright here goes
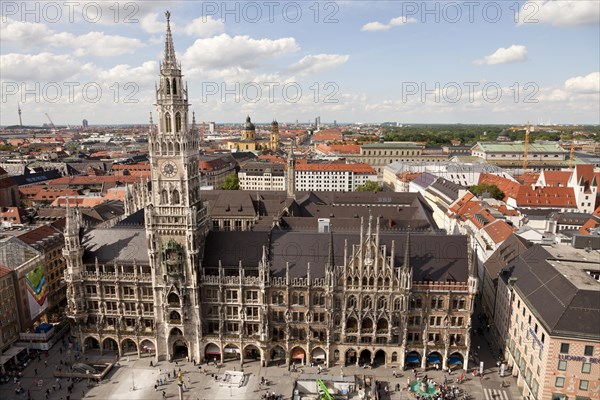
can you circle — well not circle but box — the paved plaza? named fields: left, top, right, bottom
left=1, top=330, right=522, bottom=400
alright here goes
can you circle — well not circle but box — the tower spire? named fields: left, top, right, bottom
left=163, top=11, right=177, bottom=68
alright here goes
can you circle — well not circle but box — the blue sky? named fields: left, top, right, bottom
left=1, top=1, right=599, bottom=125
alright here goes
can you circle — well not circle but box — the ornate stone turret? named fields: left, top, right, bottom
left=286, top=138, right=295, bottom=199
left=270, top=119, right=279, bottom=151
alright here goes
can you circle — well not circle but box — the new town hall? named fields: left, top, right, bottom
left=64, top=12, right=477, bottom=371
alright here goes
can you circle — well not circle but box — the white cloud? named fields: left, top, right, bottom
left=182, top=34, right=298, bottom=70
left=140, top=12, right=166, bottom=34
left=389, top=16, right=417, bottom=26
left=564, top=72, right=600, bottom=93
left=361, top=22, right=390, bottom=32
left=517, top=1, right=600, bottom=27
left=474, top=45, right=528, bottom=65
left=184, top=16, right=225, bottom=38
left=0, top=53, right=85, bottom=81
left=1, top=18, right=144, bottom=56
left=361, top=16, right=416, bottom=31
left=288, top=54, right=349, bottom=75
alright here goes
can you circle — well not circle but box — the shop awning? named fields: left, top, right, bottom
left=448, top=356, right=463, bottom=365
left=405, top=355, right=420, bottom=364
left=427, top=355, right=442, bottom=364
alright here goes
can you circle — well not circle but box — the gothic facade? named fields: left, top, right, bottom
left=64, top=12, right=477, bottom=371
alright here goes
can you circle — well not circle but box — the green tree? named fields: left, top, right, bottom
left=469, top=183, right=504, bottom=200
left=223, top=172, right=240, bottom=190
left=355, top=181, right=382, bottom=192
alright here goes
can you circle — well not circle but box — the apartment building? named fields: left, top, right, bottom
left=494, top=243, right=600, bottom=400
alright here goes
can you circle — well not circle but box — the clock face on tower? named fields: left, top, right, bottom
left=161, top=161, right=178, bottom=178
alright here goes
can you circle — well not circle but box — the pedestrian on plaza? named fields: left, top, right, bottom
left=187, top=377, right=191, bottom=385
left=173, top=368, right=176, bottom=377
left=393, top=370, right=397, bottom=378
left=150, top=361, right=153, bottom=367
left=34, top=368, right=37, bottom=375
left=59, top=348, right=63, bottom=355
left=162, top=390, right=166, bottom=399
left=44, top=360, right=48, bottom=367
left=154, top=385, right=158, bottom=391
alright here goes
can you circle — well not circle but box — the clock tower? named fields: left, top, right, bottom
left=146, top=11, right=208, bottom=362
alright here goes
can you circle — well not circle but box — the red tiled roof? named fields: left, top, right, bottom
left=482, top=220, right=514, bottom=244
left=32, top=188, right=79, bottom=201
left=515, top=172, right=539, bottom=185
left=51, top=197, right=106, bottom=207
left=538, top=170, right=571, bottom=187
left=0, top=207, right=25, bottom=223
left=296, top=163, right=376, bottom=174
left=579, top=218, right=600, bottom=235
left=17, top=224, right=62, bottom=246
left=514, top=186, right=577, bottom=208
left=312, top=130, right=343, bottom=142
left=478, top=174, right=520, bottom=200
left=257, top=155, right=286, bottom=164
left=315, top=144, right=361, bottom=155
left=47, top=175, right=144, bottom=186
left=449, top=192, right=476, bottom=214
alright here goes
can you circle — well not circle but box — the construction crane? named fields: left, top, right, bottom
left=45, top=113, right=56, bottom=129
left=522, top=122, right=530, bottom=173
left=569, top=138, right=575, bottom=169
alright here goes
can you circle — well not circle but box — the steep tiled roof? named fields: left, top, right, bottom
left=478, top=174, right=521, bottom=200
left=482, top=220, right=514, bottom=244
left=315, top=144, right=361, bottom=155
left=514, top=186, right=576, bottom=208
left=538, top=170, right=571, bottom=187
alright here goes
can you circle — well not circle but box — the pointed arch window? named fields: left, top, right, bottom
left=175, top=112, right=182, bottom=132
left=172, top=78, right=177, bottom=95
left=347, top=295, right=356, bottom=309
left=362, top=296, right=372, bottom=309
left=161, top=189, right=168, bottom=204
left=165, top=113, right=172, bottom=133
left=172, top=190, right=180, bottom=205
left=174, top=141, right=180, bottom=154
left=166, top=79, right=171, bottom=95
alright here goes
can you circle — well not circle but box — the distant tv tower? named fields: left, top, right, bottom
left=18, top=103, right=23, bottom=126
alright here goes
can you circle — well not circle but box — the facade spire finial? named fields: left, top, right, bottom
left=403, top=228, right=411, bottom=270
left=163, top=11, right=177, bottom=68
left=327, top=225, right=335, bottom=271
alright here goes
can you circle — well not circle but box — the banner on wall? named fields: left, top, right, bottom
left=25, top=265, right=48, bottom=319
